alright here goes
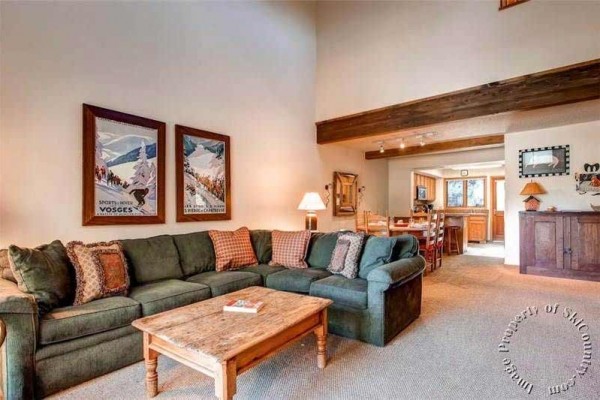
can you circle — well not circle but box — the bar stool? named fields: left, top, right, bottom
left=446, top=226, right=460, bottom=255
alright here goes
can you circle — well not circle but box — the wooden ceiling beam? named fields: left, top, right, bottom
left=365, top=134, right=505, bottom=160
left=317, top=59, right=600, bottom=145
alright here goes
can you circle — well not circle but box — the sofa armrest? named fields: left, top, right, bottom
left=0, top=279, right=38, bottom=314
left=0, top=279, right=38, bottom=399
left=367, top=256, right=425, bottom=286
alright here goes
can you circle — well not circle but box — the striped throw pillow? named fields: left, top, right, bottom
left=269, top=230, right=311, bottom=269
left=209, top=227, right=258, bottom=271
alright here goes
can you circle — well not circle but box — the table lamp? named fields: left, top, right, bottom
left=298, top=192, right=326, bottom=231
left=520, top=181, right=546, bottom=211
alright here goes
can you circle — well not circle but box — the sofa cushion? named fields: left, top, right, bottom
left=250, top=230, right=272, bottom=264
left=395, top=235, right=420, bottom=260
left=39, top=296, right=141, bottom=345
left=306, top=232, right=339, bottom=269
left=66, top=241, right=130, bottom=305
left=8, top=240, right=75, bottom=314
left=209, top=227, right=258, bottom=271
left=358, top=236, right=398, bottom=279
left=172, top=231, right=216, bottom=276
left=121, top=235, right=183, bottom=284
left=269, top=230, right=311, bottom=269
left=328, top=232, right=366, bottom=279
left=239, top=264, right=286, bottom=283
left=129, top=279, right=211, bottom=316
left=186, top=271, right=261, bottom=297
left=309, top=275, right=368, bottom=309
left=266, top=268, right=331, bottom=293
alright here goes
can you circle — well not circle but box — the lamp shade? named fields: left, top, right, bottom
left=520, top=182, right=546, bottom=196
left=297, top=192, right=326, bottom=211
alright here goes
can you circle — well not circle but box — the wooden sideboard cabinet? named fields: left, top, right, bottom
left=519, top=211, right=600, bottom=282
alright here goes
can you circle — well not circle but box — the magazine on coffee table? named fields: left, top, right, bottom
left=223, top=299, right=264, bottom=313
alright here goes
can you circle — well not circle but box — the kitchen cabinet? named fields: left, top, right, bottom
left=468, top=215, right=487, bottom=243
left=414, top=173, right=436, bottom=202
left=519, top=211, right=600, bottom=282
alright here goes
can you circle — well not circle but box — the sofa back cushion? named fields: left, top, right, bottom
left=306, top=232, right=339, bottom=269
left=172, top=231, right=215, bottom=276
left=121, top=235, right=183, bottom=284
left=250, top=230, right=272, bottom=264
left=395, top=235, right=419, bottom=259
left=358, top=235, right=419, bottom=279
left=8, top=240, right=75, bottom=314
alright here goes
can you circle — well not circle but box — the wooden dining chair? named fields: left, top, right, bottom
left=434, top=212, right=446, bottom=270
left=364, top=211, right=391, bottom=237
left=418, top=212, right=438, bottom=272
left=355, top=210, right=367, bottom=233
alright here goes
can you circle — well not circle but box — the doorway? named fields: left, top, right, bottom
left=491, top=176, right=505, bottom=242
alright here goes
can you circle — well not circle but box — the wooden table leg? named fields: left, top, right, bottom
left=143, top=333, right=159, bottom=398
left=314, top=309, right=328, bottom=369
left=215, top=359, right=237, bottom=400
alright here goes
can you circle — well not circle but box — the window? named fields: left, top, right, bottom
left=445, top=178, right=486, bottom=208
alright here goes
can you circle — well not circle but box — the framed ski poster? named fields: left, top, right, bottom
left=82, top=104, right=165, bottom=225
left=175, top=125, right=231, bottom=222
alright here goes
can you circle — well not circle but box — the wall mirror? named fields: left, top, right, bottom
left=333, top=171, right=358, bottom=216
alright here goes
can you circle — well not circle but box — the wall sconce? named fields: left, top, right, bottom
left=358, top=186, right=366, bottom=207
left=323, top=183, right=333, bottom=207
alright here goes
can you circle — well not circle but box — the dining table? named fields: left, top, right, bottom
left=388, top=224, right=428, bottom=237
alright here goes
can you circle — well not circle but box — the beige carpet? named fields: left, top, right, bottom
left=50, top=255, right=600, bottom=400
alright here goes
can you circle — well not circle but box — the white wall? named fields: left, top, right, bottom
left=316, top=0, right=600, bottom=120
left=0, top=2, right=387, bottom=248
left=504, top=121, right=600, bottom=265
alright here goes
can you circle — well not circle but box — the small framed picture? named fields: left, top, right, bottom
left=82, top=104, right=165, bottom=225
left=519, top=145, right=570, bottom=178
left=416, top=186, right=427, bottom=201
left=176, top=125, right=231, bottom=222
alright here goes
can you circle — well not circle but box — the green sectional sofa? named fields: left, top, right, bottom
left=0, top=230, right=425, bottom=399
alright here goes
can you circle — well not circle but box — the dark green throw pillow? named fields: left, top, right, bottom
left=250, top=230, right=272, bottom=264
left=358, top=236, right=398, bottom=279
left=8, top=240, right=75, bottom=314
left=306, top=232, right=340, bottom=269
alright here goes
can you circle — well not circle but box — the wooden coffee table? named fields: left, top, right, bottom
left=132, top=286, right=333, bottom=400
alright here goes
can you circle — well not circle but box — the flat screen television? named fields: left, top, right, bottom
left=416, top=186, right=427, bottom=201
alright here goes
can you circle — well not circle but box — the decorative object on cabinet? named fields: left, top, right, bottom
left=297, top=192, right=326, bottom=231
left=82, top=104, right=165, bottom=226
left=591, top=204, right=600, bottom=212
left=575, top=162, right=600, bottom=196
left=519, top=211, right=600, bottom=282
left=333, top=172, right=358, bottom=216
left=519, top=145, right=570, bottom=178
left=175, top=125, right=231, bottom=222
left=520, top=181, right=546, bottom=211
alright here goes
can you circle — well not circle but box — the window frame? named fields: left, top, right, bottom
left=444, top=176, right=487, bottom=209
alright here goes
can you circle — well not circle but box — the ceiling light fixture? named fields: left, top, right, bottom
left=399, top=139, right=406, bottom=149
left=379, top=143, right=385, bottom=153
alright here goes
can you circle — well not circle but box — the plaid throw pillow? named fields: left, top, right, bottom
left=209, top=227, right=258, bottom=271
left=66, top=241, right=130, bottom=305
left=269, top=230, right=311, bottom=269
left=328, top=232, right=366, bottom=279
